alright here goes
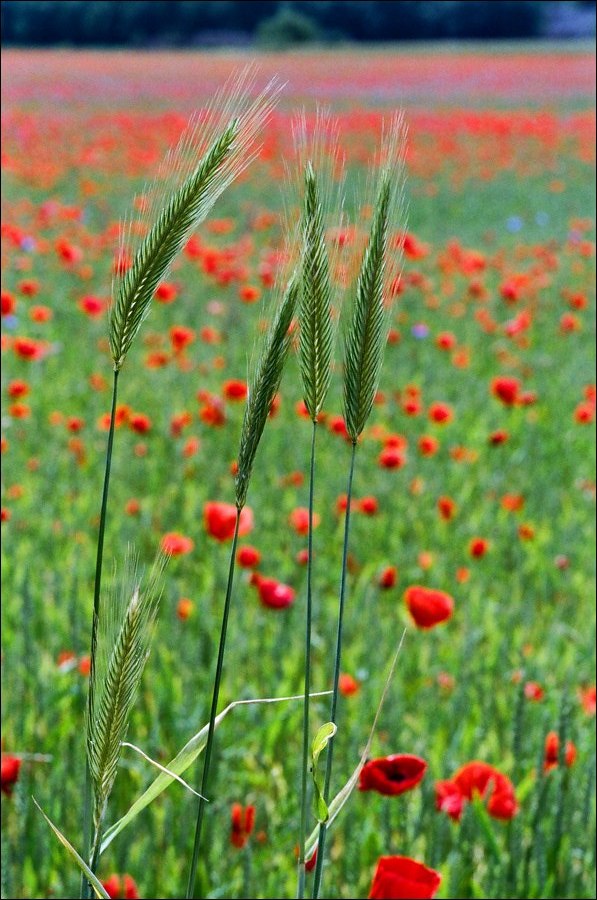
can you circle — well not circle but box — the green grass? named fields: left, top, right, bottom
left=1, top=53, right=595, bottom=900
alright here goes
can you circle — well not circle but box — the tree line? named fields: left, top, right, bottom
left=0, top=0, right=591, bottom=47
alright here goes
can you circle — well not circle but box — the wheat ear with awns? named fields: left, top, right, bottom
left=109, top=68, right=282, bottom=371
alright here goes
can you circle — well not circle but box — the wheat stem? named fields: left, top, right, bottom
left=81, top=368, right=118, bottom=898
left=186, top=512, right=241, bottom=899
left=297, top=419, right=318, bottom=898
left=311, top=440, right=357, bottom=899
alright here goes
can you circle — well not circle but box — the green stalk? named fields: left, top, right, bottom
left=312, top=440, right=357, bottom=899
left=82, top=368, right=119, bottom=899
left=186, top=511, right=242, bottom=899
left=297, top=419, right=318, bottom=898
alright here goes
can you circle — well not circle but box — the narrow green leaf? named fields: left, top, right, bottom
left=311, top=722, right=337, bottom=768
left=33, top=799, right=110, bottom=899
left=101, top=691, right=330, bottom=854
left=305, top=633, right=405, bottom=858
left=470, top=796, right=501, bottom=861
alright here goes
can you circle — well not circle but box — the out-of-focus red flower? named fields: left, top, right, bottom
left=237, top=545, right=261, bottom=568
left=524, top=681, right=544, bottom=702
left=230, top=802, right=256, bottom=848
left=437, top=496, right=457, bottom=520
left=544, top=731, right=577, bottom=771
left=436, top=761, right=518, bottom=821
left=252, top=574, right=295, bottom=609
left=419, top=435, right=440, bottom=457
left=177, top=598, right=194, bottom=621
left=368, top=855, right=441, bottom=899
left=1, top=291, right=16, bottom=317
left=101, top=874, right=139, bottom=899
left=339, top=673, right=360, bottom=696
left=129, top=413, right=151, bottom=434
left=378, top=566, right=398, bottom=589
left=78, top=655, right=91, bottom=676
left=161, top=532, right=194, bottom=556
left=170, top=325, right=195, bottom=354
left=155, top=282, right=177, bottom=303
left=222, top=379, right=248, bottom=401
left=428, top=402, right=453, bottom=424
left=491, top=376, right=521, bottom=405
left=574, top=402, right=594, bottom=424
left=436, top=331, right=457, bottom=351
left=378, top=447, right=406, bottom=469
left=289, top=507, right=320, bottom=536
left=7, top=379, right=30, bottom=398
left=469, top=537, right=489, bottom=558
left=79, top=295, right=105, bottom=317
left=1, top=755, right=21, bottom=796
left=489, top=429, right=509, bottom=445
left=14, top=337, right=47, bottom=360
left=359, top=754, right=427, bottom=796
left=358, top=496, right=379, bottom=515
left=204, top=502, right=253, bottom=542
left=579, top=685, right=596, bottom=716
left=239, top=284, right=261, bottom=303
left=405, top=586, right=454, bottom=629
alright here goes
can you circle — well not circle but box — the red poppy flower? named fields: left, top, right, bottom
left=436, top=331, right=456, bottom=351
left=436, top=761, right=518, bottom=821
left=230, top=802, right=256, bottom=848
left=170, top=325, right=195, bottom=354
left=13, top=337, right=47, bottom=360
left=237, top=545, right=261, bottom=568
left=358, top=496, right=379, bottom=515
left=1, top=291, right=16, bottom=317
left=161, top=532, right=194, bottom=556
left=404, top=586, right=454, bottom=629
left=491, top=376, right=521, bottom=405
left=579, top=685, right=596, bottom=716
left=204, top=502, right=254, bottom=542
left=339, top=673, right=360, bottom=696
left=379, top=447, right=406, bottom=469
left=1, top=754, right=21, bottom=796
left=252, top=575, right=295, bottom=609
left=289, top=507, right=320, bottom=536
left=428, top=402, right=453, bottom=424
left=574, top=402, right=594, bottom=424
left=524, top=681, right=544, bottom=701
left=129, top=413, right=151, bottom=434
left=378, top=566, right=398, bottom=589
left=489, top=429, right=509, bottom=445
left=368, top=856, right=441, bottom=899
left=437, top=496, right=457, bottom=520
left=359, top=754, right=427, bottom=796
left=177, top=598, right=194, bottom=621
left=543, top=731, right=577, bottom=771
left=101, top=874, right=139, bottom=899
left=155, top=282, right=177, bottom=303
left=78, top=295, right=105, bottom=317
left=222, top=379, right=248, bottom=401
left=469, top=537, right=489, bottom=558
left=419, top=435, right=440, bottom=456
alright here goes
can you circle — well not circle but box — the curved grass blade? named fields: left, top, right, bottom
left=305, top=633, right=405, bottom=861
left=100, top=691, right=330, bottom=855
left=33, top=800, right=110, bottom=900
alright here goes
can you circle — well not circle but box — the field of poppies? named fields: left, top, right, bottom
left=1, top=46, right=596, bottom=900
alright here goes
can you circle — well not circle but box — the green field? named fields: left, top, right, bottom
left=1, top=47, right=595, bottom=900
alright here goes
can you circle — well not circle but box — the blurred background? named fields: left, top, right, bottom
left=1, top=0, right=595, bottom=48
